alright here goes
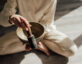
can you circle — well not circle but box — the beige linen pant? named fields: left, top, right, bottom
left=0, top=26, right=77, bottom=58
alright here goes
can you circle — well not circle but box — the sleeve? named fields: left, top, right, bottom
left=39, top=0, right=57, bottom=25
left=0, top=0, right=17, bottom=27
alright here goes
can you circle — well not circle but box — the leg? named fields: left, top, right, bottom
left=0, top=31, right=26, bottom=55
left=42, top=30, right=78, bottom=57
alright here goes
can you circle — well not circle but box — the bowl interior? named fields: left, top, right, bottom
left=23, top=22, right=44, bottom=38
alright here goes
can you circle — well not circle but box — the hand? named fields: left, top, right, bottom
left=9, top=14, right=31, bottom=31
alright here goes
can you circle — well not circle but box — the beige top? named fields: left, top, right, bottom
left=0, top=0, right=57, bottom=27
left=0, top=0, right=57, bottom=42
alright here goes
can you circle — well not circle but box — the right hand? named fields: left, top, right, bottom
left=9, top=14, right=31, bottom=31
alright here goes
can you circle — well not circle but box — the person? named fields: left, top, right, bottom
left=0, top=0, right=77, bottom=57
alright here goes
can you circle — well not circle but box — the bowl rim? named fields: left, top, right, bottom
left=16, top=22, right=45, bottom=41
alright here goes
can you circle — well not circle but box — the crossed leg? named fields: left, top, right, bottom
left=42, top=30, right=78, bottom=57
left=0, top=31, right=26, bottom=55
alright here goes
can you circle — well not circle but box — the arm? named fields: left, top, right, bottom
left=39, top=0, right=57, bottom=25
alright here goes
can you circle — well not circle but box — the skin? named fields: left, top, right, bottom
left=9, top=14, right=50, bottom=56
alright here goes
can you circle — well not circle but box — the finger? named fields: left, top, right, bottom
left=21, top=21, right=28, bottom=31
left=13, top=18, right=22, bottom=27
left=20, top=17, right=29, bottom=31
left=11, top=15, right=21, bottom=23
left=20, top=17, right=30, bottom=27
left=14, top=16, right=21, bottom=23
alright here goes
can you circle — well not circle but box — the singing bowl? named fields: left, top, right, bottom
left=16, top=22, right=45, bottom=41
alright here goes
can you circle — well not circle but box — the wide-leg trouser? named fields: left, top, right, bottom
left=0, top=29, right=77, bottom=57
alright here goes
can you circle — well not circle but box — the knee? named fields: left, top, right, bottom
left=43, top=30, right=78, bottom=57
left=62, top=44, right=78, bottom=58
left=58, top=37, right=78, bottom=57
left=44, top=36, right=78, bottom=58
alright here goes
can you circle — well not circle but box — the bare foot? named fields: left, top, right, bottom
left=36, top=42, right=50, bottom=56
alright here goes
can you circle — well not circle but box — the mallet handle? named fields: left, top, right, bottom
left=26, top=24, right=38, bottom=48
